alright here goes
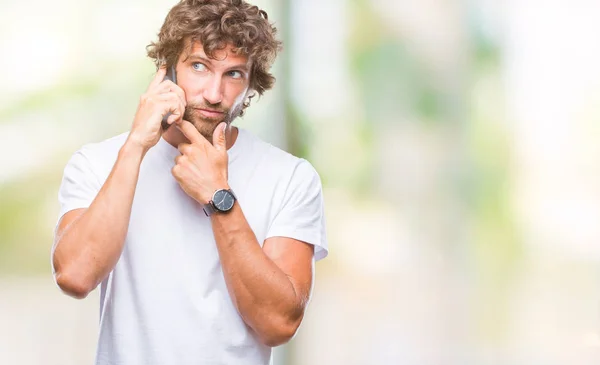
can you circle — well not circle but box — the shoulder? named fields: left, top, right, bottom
left=77, top=132, right=129, bottom=160
left=67, top=132, right=129, bottom=178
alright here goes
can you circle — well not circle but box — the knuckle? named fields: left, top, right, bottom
left=167, top=80, right=180, bottom=91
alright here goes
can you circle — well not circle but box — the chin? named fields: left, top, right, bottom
left=186, top=118, right=220, bottom=141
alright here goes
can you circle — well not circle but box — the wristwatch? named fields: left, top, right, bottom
left=203, top=188, right=237, bottom=216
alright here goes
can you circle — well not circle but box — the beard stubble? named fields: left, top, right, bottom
left=183, top=99, right=245, bottom=143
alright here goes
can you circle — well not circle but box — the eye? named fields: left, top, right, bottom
left=192, top=62, right=207, bottom=71
left=228, top=70, right=244, bottom=79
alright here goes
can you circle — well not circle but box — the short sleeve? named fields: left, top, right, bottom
left=56, top=149, right=101, bottom=226
left=266, top=159, right=328, bottom=261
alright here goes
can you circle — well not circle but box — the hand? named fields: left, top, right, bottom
left=127, top=66, right=186, bottom=151
left=172, top=121, right=229, bottom=204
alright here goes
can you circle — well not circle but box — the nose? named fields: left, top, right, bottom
left=202, top=74, right=223, bottom=105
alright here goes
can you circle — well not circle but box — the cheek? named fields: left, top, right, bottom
left=177, top=71, right=205, bottom=97
left=177, top=80, right=197, bottom=100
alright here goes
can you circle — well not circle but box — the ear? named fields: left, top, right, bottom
left=240, top=89, right=257, bottom=116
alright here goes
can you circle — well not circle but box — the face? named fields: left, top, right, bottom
left=175, top=40, right=251, bottom=141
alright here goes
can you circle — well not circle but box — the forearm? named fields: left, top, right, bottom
left=53, top=139, right=146, bottom=297
left=211, top=204, right=303, bottom=345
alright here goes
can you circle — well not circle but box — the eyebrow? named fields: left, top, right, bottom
left=187, top=54, right=249, bottom=72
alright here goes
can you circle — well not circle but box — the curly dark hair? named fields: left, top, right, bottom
left=146, top=0, right=282, bottom=97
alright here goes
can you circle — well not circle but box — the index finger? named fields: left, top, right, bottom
left=176, top=120, right=207, bottom=145
left=146, top=66, right=167, bottom=92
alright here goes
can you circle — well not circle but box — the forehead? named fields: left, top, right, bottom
left=181, top=38, right=250, bottom=67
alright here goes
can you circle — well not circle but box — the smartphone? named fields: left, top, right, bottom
left=161, top=65, right=178, bottom=130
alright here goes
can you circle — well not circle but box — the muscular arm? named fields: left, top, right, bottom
left=210, top=203, right=315, bottom=347
left=52, top=140, right=146, bottom=299
left=171, top=121, right=319, bottom=347
left=52, top=66, right=185, bottom=299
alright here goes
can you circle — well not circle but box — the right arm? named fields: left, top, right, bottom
left=52, top=65, right=186, bottom=299
left=52, top=141, right=146, bottom=299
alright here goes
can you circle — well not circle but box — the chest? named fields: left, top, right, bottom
left=123, top=157, right=283, bottom=261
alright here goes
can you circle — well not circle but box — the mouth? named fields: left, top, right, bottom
left=194, top=108, right=226, bottom=119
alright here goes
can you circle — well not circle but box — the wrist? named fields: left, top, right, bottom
left=125, top=132, right=157, bottom=155
left=203, top=186, right=236, bottom=216
left=121, top=138, right=149, bottom=159
left=201, top=182, right=230, bottom=204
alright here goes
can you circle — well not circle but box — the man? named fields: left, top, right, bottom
left=51, top=0, right=328, bottom=364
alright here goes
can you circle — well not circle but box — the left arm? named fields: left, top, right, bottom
left=211, top=203, right=314, bottom=347
left=171, top=120, right=316, bottom=347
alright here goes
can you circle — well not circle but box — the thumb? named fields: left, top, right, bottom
left=213, top=122, right=227, bottom=151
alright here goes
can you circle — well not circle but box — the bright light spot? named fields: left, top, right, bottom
left=582, top=332, right=600, bottom=348
left=0, top=29, right=68, bottom=95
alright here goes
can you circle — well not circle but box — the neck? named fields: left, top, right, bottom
left=162, top=124, right=239, bottom=149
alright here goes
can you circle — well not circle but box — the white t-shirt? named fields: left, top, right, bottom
left=56, top=128, right=328, bottom=365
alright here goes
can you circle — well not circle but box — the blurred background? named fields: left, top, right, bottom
left=2, top=0, right=600, bottom=364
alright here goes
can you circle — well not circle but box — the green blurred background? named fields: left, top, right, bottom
left=3, top=0, right=600, bottom=364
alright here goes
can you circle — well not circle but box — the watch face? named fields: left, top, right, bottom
left=212, top=189, right=235, bottom=212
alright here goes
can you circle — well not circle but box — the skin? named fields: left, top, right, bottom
left=52, top=40, right=315, bottom=347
